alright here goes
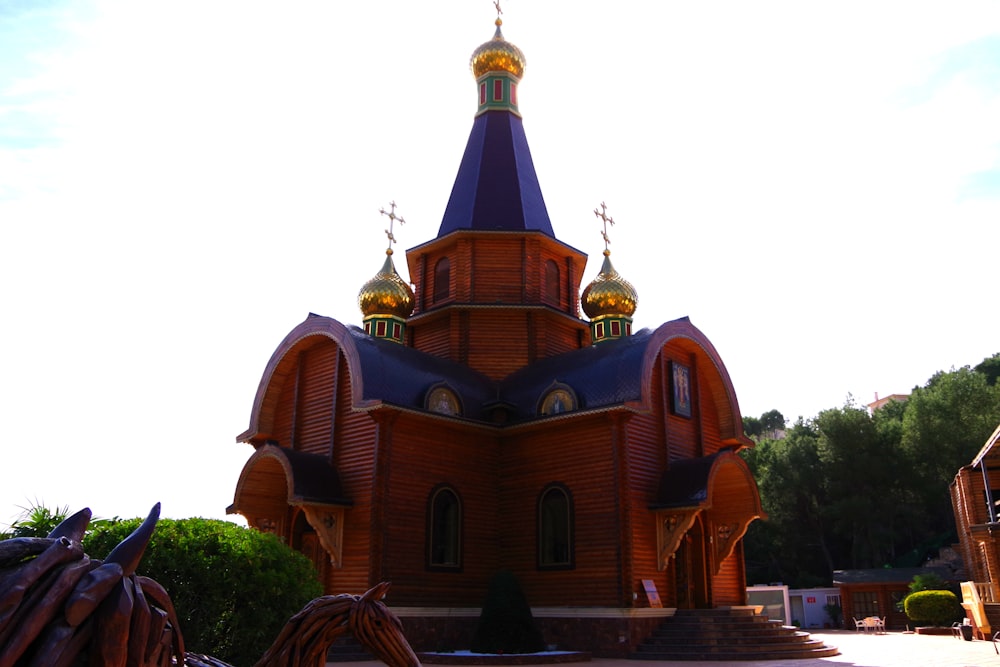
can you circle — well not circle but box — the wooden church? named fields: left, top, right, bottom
left=229, top=12, right=764, bottom=657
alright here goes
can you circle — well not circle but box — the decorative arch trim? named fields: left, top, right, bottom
left=229, top=444, right=352, bottom=566
left=704, top=451, right=765, bottom=574
left=652, top=449, right=764, bottom=571
left=237, top=316, right=376, bottom=444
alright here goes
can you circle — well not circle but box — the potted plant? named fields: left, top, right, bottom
left=824, top=603, right=843, bottom=629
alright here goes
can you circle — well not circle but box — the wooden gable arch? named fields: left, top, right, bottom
left=703, top=450, right=765, bottom=574
left=229, top=443, right=351, bottom=567
left=640, top=318, right=752, bottom=450
left=653, top=450, right=764, bottom=571
left=236, top=315, right=377, bottom=445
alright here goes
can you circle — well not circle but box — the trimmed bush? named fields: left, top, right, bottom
left=903, top=589, right=963, bottom=627
left=470, top=570, right=546, bottom=654
left=84, top=517, right=322, bottom=665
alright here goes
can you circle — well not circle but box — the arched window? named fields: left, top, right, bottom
left=538, top=484, right=573, bottom=569
left=433, top=257, right=451, bottom=303
left=428, top=486, right=462, bottom=569
left=544, top=259, right=560, bottom=304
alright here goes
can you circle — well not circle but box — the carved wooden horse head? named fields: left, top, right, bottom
left=252, top=581, right=421, bottom=667
left=349, top=582, right=421, bottom=667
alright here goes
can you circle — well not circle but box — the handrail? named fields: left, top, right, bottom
left=961, top=581, right=992, bottom=637
left=975, top=582, right=998, bottom=603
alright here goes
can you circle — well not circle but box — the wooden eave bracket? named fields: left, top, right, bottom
left=710, top=515, right=755, bottom=575
left=300, top=505, right=346, bottom=568
left=654, top=508, right=702, bottom=571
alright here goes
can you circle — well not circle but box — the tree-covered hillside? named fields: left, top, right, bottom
left=742, top=353, right=1000, bottom=588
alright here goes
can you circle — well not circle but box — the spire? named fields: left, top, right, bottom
left=582, top=202, right=638, bottom=344
left=358, top=202, right=415, bottom=344
left=436, top=9, right=554, bottom=238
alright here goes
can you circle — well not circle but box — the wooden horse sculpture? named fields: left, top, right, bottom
left=0, top=504, right=420, bottom=667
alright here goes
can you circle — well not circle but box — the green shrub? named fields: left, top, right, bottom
left=903, top=589, right=963, bottom=627
left=470, top=570, right=546, bottom=654
left=84, top=517, right=322, bottom=665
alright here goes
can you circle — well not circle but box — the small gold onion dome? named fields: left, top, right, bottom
left=581, top=250, right=638, bottom=319
left=358, top=250, right=415, bottom=319
left=470, top=19, right=526, bottom=79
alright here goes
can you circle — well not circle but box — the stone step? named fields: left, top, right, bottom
left=673, top=607, right=758, bottom=617
left=630, top=609, right=839, bottom=662
left=660, top=617, right=779, bottom=627
left=651, top=621, right=787, bottom=635
left=643, top=630, right=814, bottom=646
left=631, top=645, right=841, bottom=661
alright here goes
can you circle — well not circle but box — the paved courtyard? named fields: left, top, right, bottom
left=329, top=630, right=1000, bottom=667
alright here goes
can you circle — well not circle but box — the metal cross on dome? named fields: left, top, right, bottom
left=594, top=201, right=615, bottom=252
left=494, top=1, right=502, bottom=19
left=379, top=201, right=405, bottom=252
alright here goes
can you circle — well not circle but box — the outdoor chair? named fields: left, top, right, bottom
left=862, top=616, right=883, bottom=634
left=853, top=617, right=867, bottom=632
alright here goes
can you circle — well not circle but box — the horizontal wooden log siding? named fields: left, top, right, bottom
left=407, top=230, right=590, bottom=370
left=409, top=306, right=587, bottom=373
left=272, top=370, right=296, bottom=447
left=622, top=407, right=669, bottom=602
left=713, top=545, right=746, bottom=606
left=410, top=314, right=452, bottom=359
left=497, top=414, right=628, bottom=607
left=465, top=310, right=531, bottom=379
left=295, top=342, right=337, bottom=455
left=533, top=239, right=586, bottom=315
left=379, top=414, right=502, bottom=606
left=952, top=467, right=992, bottom=583
left=329, top=371, right=377, bottom=594
left=408, top=232, right=587, bottom=310
left=697, top=375, right=725, bottom=454
left=234, top=455, right=289, bottom=519
left=536, top=312, right=588, bottom=358
left=950, top=472, right=975, bottom=581
left=460, top=237, right=519, bottom=304
left=660, top=346, right=730, bottom=463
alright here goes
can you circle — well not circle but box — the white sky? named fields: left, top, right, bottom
left=2, top=1, right=998, bottom=527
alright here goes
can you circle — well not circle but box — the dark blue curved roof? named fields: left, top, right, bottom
left=347, top=324, right=656, bottom=424
left=279, top=447, right=353, bottom=506
left=498, top=330, right=653, bottom=420
left=650, top=451, right=722, bottom=509
left=347, top=326, right=498, bottom=418
left=437, top=111, right=555, bottom=237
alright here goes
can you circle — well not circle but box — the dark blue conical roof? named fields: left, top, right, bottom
left=436, top=109, right=554, bottom=237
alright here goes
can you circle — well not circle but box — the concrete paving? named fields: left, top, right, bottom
left=327, top=630, right=1000, bottom=667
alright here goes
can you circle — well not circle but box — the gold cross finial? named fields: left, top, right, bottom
left=594, top=201, right=615, bottom=253
left=379, top=201, right=405, bottom=254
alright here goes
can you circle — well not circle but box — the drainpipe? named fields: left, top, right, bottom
left=982, top=463, right=996, bottom=524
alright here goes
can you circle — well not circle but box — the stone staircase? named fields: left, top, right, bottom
left=630, top=608, right=840, bottom=661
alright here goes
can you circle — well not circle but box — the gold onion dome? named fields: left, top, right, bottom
left=358, top=250, right=415, bottom=319
left=470, top=18, right=526, bottom=79
left=582, top=250, right=638, bottom=319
